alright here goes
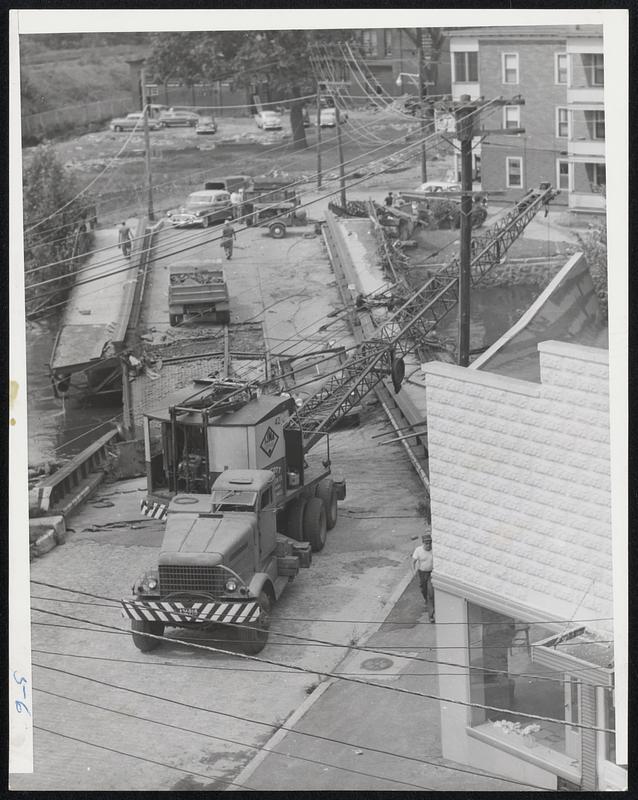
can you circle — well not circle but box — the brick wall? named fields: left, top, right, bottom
left=478, top=38, right=568, bottom=202
left=424, top=341, right=612, bottom=637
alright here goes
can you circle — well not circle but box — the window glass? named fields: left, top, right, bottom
left=586, top=162, right=606, bottom=191
left=467, top=603, right=573, bottom=757
left=557, top=107, right=569, bottom=137
left=556, top=53, right=568, bottom=84
left=361, top=30, right=378, bottom=57
left=506, top=158, right=522, bottom=187
left=583, top=53, right=604, bottom=86
left=504, top=106, right=520, bottom=129
left=503, top=53, right=519, bottom=84
left=384, top=29, right=392, bottom=56
left=454, top=51, right=478, bottom=82
left=557, top=160, right=570, bottom=190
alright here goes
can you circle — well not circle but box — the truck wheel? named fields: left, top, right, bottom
left=236, top=591, right=270, bottom=655
left=304, top=497, right=327, bottom=553
left=131, top=619, right=164, bottom=652
left=270, top=222, right=286, bottom=239
left=316, top=478, right=338, bottom=530
left=286, top=497, right=306, bottom=541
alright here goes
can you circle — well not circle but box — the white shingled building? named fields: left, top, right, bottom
left=423, top=341, right=624, bottom=791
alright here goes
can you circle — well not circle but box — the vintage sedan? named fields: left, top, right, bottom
left=167, top=190, right=232, bottom=228
left=109, top=113, right=164, bottom=132
left=254, top=110, right=283, bottom=130
left=158, top=109, right=200, bottom=127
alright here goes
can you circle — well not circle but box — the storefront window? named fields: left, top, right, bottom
left=467, top=603, right=573, bottom=756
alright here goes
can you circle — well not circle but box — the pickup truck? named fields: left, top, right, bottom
left=243, top=179, right=301, bottom=229
left=168, top=262, right=230, bottom=326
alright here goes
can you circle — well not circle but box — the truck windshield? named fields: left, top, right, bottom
left=211, top=489, right=257, bottom=512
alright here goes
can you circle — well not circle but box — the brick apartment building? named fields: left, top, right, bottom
left=448, top=26, right=605, bottom=215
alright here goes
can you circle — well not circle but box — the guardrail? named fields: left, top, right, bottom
left=30, top=428, right=121, bottom=518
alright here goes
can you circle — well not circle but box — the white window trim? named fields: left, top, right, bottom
left=503, top=105, right=520, bottom=129
left=501, top=52, right=519, bottom=84
left=506, top=156, right=523, bottom=188
left=452, top=50, right=479, bottom=84
left=556, top=159, right=572, bottom=192
left=555, top=53, right=569, bottom=85
left=556, top=107, right=570, bottom=138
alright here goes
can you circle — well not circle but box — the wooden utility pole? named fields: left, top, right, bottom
left=316, top=85, right=323, bottom=189
left=335, top=104, right=346, bottom=207
left=140, top=66, right=155, bottom=222
left=455, top=95, right=477, bottom=367
left=417, top=28, right=427, bottom=183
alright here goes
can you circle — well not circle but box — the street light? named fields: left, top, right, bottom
left=395, top=72, right=420, bottom=90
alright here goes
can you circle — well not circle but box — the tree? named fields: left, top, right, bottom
left=23, top=147, right=95, bottom=317
left=576, top=215, right=608, bottom=322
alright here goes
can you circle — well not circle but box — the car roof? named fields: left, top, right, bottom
left=189, top=190, right=228, bottom=198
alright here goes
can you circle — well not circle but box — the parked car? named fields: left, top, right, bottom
left=167, top=190, right=232, bottom=228
left=414, top=181, right=462, bottom=194
left=254, top=110, right=283, bottom=130
left=109, top=113, right=164, bottom=132
left=195, top=115, right=218, bottom=135
left=158, top=109, right=200, bottom=127
left=319, top=107, right=348, bottom=127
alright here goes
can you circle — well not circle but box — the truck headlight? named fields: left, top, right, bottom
left=147, top=578, right=158, bottom=590
left=225, top=578, right=238, bottom=592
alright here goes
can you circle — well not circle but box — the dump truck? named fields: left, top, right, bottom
left=168, top=261, right=230, bottom=326
left=124, top=386, right=345, bottom=654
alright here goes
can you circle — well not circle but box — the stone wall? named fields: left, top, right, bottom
left=423, top=341, right=612, bottom=637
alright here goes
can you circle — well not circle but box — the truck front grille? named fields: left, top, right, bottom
left=159, top=565, right=228, bottom=596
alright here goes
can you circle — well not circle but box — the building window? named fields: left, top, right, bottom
left=453, top=51, right=478, bottom=82
left=556, top=107, right=570, bottom=138
left=557, top=159, right=571, bottom=191
left=467, top=603, right=574, bottom=756
left=555, top=53, right=569, bottom=84
left=361, top=30, right=379, bottom=57
left=506, top=157, right=523, bottom=188
left=503, top=105, right=520, bottom=130
left=583, top=53, right=604, bottom=86
left=502, top=53, right=519, bottom=84
left=383, top=29, right=392, bottom=57
left=593, top=110, right=605, bottom=139
left=586, top=162, right=606, bottom=192
left=604, top=688, right=616, bottom=762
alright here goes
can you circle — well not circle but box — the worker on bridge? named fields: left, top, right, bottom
left=118, top=221, right=133, bottom=258
left=220, top=218, right=236, bottom=260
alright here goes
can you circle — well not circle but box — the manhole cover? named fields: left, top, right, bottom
left=360, top=657, right=394, bottom=672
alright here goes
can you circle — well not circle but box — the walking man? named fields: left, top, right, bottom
left=118, top=221, right=133, bottom=258
left=220, top=218, right=236, bottom=260
left=412, top=532, right=435, bottom=622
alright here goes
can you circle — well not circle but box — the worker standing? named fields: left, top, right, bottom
left=230, top=190, right=242, bottom=220
left=384, top=191, right=394, bottom=207
left=220, top=218, right=236, bottom=260
left=118, top=221, right=133, bottom=258
left=412, top=531, right=435, bottom=622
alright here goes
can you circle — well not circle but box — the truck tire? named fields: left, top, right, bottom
left=270, top=222, right=286, bottom=239
left=131, top=619, right=164, bottom=652
left=316, top=478, right=338, bottom=530
left=236, top=591, right=270, bottom=655
left=286, top=497, right=306, bottom=541
left=304, top=497, right=327, bottom=553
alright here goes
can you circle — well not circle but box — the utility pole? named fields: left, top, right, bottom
left=140, top=65, right=155, bottom=222
left=417, top=28, right=427, bottom=183
left=455, top=95, right=476, bottom=368
left=335, top=103, right=346, bottom=207
left=316, top=84, right=322, bottom=189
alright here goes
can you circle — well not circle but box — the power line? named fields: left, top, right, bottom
left=29, top=606, right=614, bottom=733
left=31, top=661, right=551, bottom=791
left=35, top=687, right=437, bottom=791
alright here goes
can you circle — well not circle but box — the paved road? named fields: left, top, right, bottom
left=14, top=212, right=429, bottom=792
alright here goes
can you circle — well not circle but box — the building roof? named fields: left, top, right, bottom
left=447, top=25, right=603, bottom=40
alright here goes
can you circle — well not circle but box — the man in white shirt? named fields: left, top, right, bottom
left=412, top=533, right=435, bottom=622
left=230, top=190, right=242, bottom=219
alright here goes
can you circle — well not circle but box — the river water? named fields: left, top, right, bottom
left=25, top=285, right=543, bottom=466
left=26, top=316, right=122, bottom=467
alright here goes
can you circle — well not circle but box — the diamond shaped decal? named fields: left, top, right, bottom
left=260, top=426, right=279, bottom=458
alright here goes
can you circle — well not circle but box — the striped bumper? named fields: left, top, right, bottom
left=141, top=499, right=168, bottom=521
left=122, top=598, right=260, bottom=625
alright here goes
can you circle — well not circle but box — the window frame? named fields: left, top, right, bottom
left=503, top=105, right=520, bottom=130
left=592, top=109, right=605, bottom=140
left=556, top=159, right=572, bottom=191
left=555, top=52, right=569, bottom=85
left=501, top=52, right=519, bottom=85
left=506, top=156, right=523, bottom=188
left=584, top=52, right=605, bottom=86
left=453, top=51, right=479, bottom=83
left=556, top=107, right=570, bottom=138
left=383, top=28, right=392, bottom=57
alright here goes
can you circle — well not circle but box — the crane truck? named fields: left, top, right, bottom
left=123, top=183, right=559, bottom=655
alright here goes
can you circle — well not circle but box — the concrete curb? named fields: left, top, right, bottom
left=228, top=568, right=415, bottom=791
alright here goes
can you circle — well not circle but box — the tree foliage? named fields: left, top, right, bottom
left=576, top=217, right=608, bottom=321
left=23, top=147, right=95, bottom=317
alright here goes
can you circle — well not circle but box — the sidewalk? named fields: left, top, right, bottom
left=231, top=577, right=528, bottom=792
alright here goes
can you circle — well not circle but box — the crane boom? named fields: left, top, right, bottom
left=287, top=183, right=559, bottom=449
